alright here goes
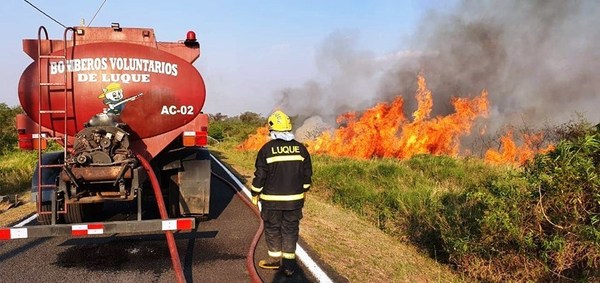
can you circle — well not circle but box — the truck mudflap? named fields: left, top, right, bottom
left=178, top=159, right=210, bottom=215
left=159, top=147, right=211, bottom=217
left=0, top=218, right=195, bottom=240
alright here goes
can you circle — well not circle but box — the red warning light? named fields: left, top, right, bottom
left=186, top=31, right=196, bottom=42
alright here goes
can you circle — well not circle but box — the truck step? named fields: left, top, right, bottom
left=39, top=82, right=66, bottom=87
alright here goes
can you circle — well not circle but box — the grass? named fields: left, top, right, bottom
left=211, top=141, right=470, bottom=282
left=0, top=150, right=37, bottom=196
left=0, top=193, right=35, bottom=227
left=0, top=150, right=37, bottom=227
left=301, top=196, right=468, bottom=282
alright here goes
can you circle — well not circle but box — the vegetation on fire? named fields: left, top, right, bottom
left=2, top=103, right=599, bottom=281
left=220, top=113, right=599, bottom=282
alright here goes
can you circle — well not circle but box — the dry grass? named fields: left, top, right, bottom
left=0, top=192, right=35, bottom=227
left=301, top=196, right=469, bottom=283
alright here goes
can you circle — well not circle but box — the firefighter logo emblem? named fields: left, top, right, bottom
left=98, top=83, right=143, bottom=115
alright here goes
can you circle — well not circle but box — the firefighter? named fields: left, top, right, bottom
left=251, top=110, right=313, bottom=276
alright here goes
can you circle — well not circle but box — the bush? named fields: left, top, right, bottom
left=208, top=112, right=265, bottom=143
left=426, top=124, right=600, bottom=281
left=0, top=103, right=22, bottom=153
left=523, top=128, right=600, bottom=280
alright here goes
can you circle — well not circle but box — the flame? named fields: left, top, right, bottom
left=484, top=130, right=555, bottom=166
left=307, top=74, right=489, bottom=159
left=237, top=74, right=553, bottom=166
left=237, top=126, right=270, bottom=150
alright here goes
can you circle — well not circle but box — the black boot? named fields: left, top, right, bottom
left=282, top=258, right=296, bottom=276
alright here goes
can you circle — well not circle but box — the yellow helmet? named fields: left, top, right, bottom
left=268, top=110, right=292, bottom=132
left=98, top=83, right=122, bottom=98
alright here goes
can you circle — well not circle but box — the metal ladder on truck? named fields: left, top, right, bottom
left=36, top=26, right=76, bottom=225
left=2, top=25, right=194, bottom=283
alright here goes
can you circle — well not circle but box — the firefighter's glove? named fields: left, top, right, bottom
left=251, top=195, right=259, bottom=206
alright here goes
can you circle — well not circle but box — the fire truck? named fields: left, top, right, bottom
left=14, top=23, right=210, bottom=232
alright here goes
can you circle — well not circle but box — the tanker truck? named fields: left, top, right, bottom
left=15, top=24, right=210, bottom=229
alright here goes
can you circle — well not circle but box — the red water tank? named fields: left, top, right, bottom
left=18, top=26, right=207, bottom=157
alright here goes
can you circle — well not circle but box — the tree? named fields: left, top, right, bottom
left=209, top=112, right=228, bottom=122
left=0, top=103, right=23, bottom=153
left=206, top=112, right=265, bottom=143
left=239, top=111, right=263, bottom=124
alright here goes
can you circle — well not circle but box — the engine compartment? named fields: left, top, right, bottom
left=58, top=114, right=141, bottom=203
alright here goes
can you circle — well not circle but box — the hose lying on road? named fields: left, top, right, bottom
left=136, top=153, right=186, bottom=283
left=211, top=171, right=264, bottom=283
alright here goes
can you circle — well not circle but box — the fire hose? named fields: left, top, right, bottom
left=135, top=153, right=186, bottom=283
left=212, top=171, right=264, bottom=283
left=136, top=150, right=264, bottom=282
left=137, top=151, right=263, bottom=283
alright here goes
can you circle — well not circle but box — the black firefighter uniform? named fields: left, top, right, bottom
left=251, top=138, right=313, bottom=261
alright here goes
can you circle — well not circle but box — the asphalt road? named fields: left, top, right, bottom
left=0, top=156, right=319, bottom=283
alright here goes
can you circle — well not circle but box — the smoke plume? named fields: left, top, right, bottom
left=277, top=0, right=600, bottom=135
left=382, top=0, right=600, bottom=132
left=274, top=30, right=391, bottom=126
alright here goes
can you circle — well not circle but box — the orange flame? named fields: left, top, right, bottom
left=307, top=74, right=489, bottom=159
left=484, top=130, right=555, bottom=166
left=237, top=74, right=553, bottom=166
left=237, top=126, right=270, bottom=150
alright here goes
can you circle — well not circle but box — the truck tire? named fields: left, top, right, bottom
left=37, top=203, right=64, bottom=225
left=64, top=203, right=104, bottom=224
left=167, top=172, right=181, bottom=218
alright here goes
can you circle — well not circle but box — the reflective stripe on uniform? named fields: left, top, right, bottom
left=268, top=250, right=282, bottom=257
left=260, top=193, right=305, bottom=201
left=251, top=185, right=263, bottom=193
left=282, top=252, right=296, bottom=259
left=266, top=155, right=305, bottom=164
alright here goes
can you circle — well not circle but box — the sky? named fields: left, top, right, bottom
left=0, top=0, right=449, bottom=116
left=2, top=0, right=599, bottom=135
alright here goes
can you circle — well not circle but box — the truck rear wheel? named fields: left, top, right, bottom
left=37, top=203, right=64, bottom=225
left=64, top=203, right=104, bottom=224
left=167, top=173, right=181, bottom=218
